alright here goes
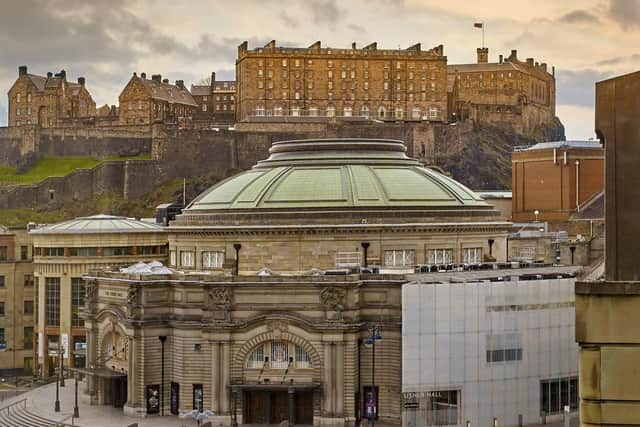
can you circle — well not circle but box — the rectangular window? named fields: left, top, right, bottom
left=462, top=247, right=483, bottom=263
left=137, top=246, right=156, bottom=256
left=180, top=250, right=195, bottom=268
left=425, top=390, right=460, bottom=425
left=24, top=274, right=34, bottom=288
left=24, top=300, right=34, bottom=315
left=0, top=328, right=5, bottom=349
left=0, top=246, right=8, bottom=260
left=103, top=247, right=133, bottom=256
left=271, top=341, right=289, bottom=369
left=24, top=327, right=33, bottom=350
left=0, top=276, right=4, bottom=288
left=427, top=249, right=453, bottom=264
left=202, top=251, right=224, bottom=269
left=45, top=277, right=60, bottom=327
left=0, top=302, right=4, bottom=316
left=71, top=278, right=85, bottom=327
left=383, top=249, right=415, bottom=267
left=68, top=247, right=98, bottom=257
left=20, top=245, right=28, bottom=260
left=170, top=251, right=177, bottom=266
left=193, top=384, right=204, bottom=412
left=541, top=377, right=578, bottom=414
left=43, top=247, right=65, bottom=257
left=486, top=333, right=523, bottom=363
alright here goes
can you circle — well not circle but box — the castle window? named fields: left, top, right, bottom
left=258, top=69, right=263, bottom=77
left=202, top=104, right=207, bottom=112
left=326, top=106, right=335, bottom=117
left=16, top=94, right=20, bottom=103
left=343, top=107, right=352, bottom=117
left=429, top=107, right=439, bottom=119
left=27, top=93, right=31, bottom=103
left=295, top=59, right=300, bottom=67
left=282, top=59, right=287, bottom=67
left=341, top=70, right=347, bottom=79
left=350, top=70, right=355, bottom=79
left=268, top=69, right=273, bottom=78
left=327, top=60, right=333, bottom=68
left=16, top=108, right=20, bottom=116
left=258, top=80, right=263, bottom=89
left=428, top=248, right=453, bottom=264
left=360, top=105, right=369, bottom=118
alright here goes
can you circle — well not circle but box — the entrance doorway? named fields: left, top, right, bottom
left=244, top=389, right=313, bottom=425
left=112, top=376, right=127, bottom=408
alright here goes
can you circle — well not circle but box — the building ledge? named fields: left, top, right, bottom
left=576, top=280, right=640, bottom=295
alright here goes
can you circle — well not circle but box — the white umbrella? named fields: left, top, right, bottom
left=181, top=409, right=216, bottom=426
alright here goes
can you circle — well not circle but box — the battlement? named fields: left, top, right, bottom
left=238, top=40, right=445, bottom=59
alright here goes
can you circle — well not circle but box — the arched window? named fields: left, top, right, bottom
left=246, top=341, right=312, bottom=369
left=395, top=107, right=404, bottom=119
left=378, top=106, right=386, bottom=119
left=291, top=106, right=301, bottom=117
left=412, top=107, right=421, bottom=120
left=360, top=105, right=370, bottom=118
left=326, top=106, right=335, bottom=117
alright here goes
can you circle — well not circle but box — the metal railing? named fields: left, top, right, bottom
left=0, top=397, right=27, bottom=415
left=0, top=396, right=77, bottom=426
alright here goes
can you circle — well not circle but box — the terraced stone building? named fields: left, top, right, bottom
left=82, top=138, right=509, bottom=426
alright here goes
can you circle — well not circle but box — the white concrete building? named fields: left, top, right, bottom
left=402, top=266, right=580, bottom=426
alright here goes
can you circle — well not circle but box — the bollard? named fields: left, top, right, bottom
left=563, top=406, right=570, bottom=427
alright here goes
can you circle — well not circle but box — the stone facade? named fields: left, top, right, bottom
left=236, top=40, right=448, bottom=123
left=213, top=79, right=236, bottom=124
left=29, top=217, right=168, bottom=377
left=0, top=225, right=35, bottom=373
left=7, top=66, right=97, bottom=128
left=448, top=49, right=556, bottom=135
left=118, top=73, right=197, bottom=125
left=191, top=73, right=237, bottom=125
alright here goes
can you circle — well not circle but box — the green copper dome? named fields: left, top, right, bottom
left=186, top=139, right=488, bottom=212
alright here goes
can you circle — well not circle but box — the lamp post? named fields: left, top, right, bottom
left=159, top=336, right=167, bottom=416
left=361, top=242, right=370, bottom=268
left=233, top=243, right=242, bottom=276
left=534, top=209, right=540, bottom=222
left=73, top=370, right=80, bottom=418
left=365, top=325, right=382, bottom=427
left=60, top=345, right=65, bottom=387
left=54, top=345, right=61, bottom=412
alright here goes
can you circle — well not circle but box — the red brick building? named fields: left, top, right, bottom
left=511, top=141, right=604, bottom=222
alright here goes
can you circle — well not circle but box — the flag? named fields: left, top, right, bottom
left=474, top=22, right=483, bottom=28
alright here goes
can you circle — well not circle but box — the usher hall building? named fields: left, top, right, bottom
left=80, top=138, right=510, bottom=425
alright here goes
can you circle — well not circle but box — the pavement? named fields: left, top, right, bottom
left=0, top=381, right=205, bottom=427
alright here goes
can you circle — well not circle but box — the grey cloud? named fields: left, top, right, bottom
left=279, top=11, right=298, bottom=28
left=0, top=104, right=7, bottom=127
left=556, top=69, right=613, bottom=108
left=559, top=10, right=600, bottom=24
left=609, top=0, right=640, bottom=30
left=310, top=0, right=341, bottom=28
left=347, top=23, right=366, bottom=33
left=595, top=53, right=640, bottom=66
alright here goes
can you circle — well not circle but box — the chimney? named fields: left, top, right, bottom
left=18, top=65, right=27, bottom=76
left=175, top=80, right=184, bottom=89
left=238, top=41, right=248, bottom=56
left=141, top=72, right=146, bottom=79
left=77, top=77, right=85, bottom=86
left=535, top=61, right=539, bottom=67
left=162, top=78, right=169, bottom=84
left=540, top=63, right=547, bottom=72
left=352, top=42, right=357, bottom=49
left=499, top=54, right=503, bottom=64
left=477, top=47, right=489, bottom=64
left=552, top=66, right=555, bottom=77
left=210, top=72, right=216, bottom=89
left=59, top=69, right=66, bottom=80
left=151, top=74, right=161, bottom=82
left=526, top=58, right=534, bottom=66
left=509, top=49, right=517, bottom=60
left=133, top=72, right=138, bottom=78
left=47, top=72, right=53, bottom=78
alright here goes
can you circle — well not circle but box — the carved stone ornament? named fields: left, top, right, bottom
left=126, top=285, right=142, bottom=319
left=266, top=321, right=289, bottom=339
left=320, top=287, right=346, bottom=312
left=208, top=287, right=232, bottom=309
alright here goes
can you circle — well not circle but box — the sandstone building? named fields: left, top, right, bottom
left=191, top=72, right=237, bottom=125
left=0, top=225, right=34, bottom=374
left=119, top=73, right=198, bottom=125
left=511, top=141, right=604, bottom=223
left=236, top=41, right=448, bottom=123
left=29, top=215, right=168, bottom=377
left=576, top=70, right=640, bottom=425
left=7, top=66, right=97, bottom=128
left=448, top=49, right=556, bottom=135
left=80, top=138, right=509, bottom=426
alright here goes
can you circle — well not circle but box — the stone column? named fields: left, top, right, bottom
left=323, top=342, right=333, bottom=416
left=288, top=388, right=295, bottom=427
left=210, top=341, right=220, bottom=413
left=127, top=336, right=134, bottom=407
left=220, top=342, right=230, bottom=413
left=335, top=342, right=344, bottom=416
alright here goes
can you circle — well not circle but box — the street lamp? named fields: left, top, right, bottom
left=73, top=370, right=80, bottom=418
left=365, top=325, right=382, bottom=427
left=60, top=345, right=65, bottom=387
left=534, top=209, right=540, bottom=222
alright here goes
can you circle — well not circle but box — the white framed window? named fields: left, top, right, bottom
left=427, top=248, right=453, bottom=264
left=27, top=93, right=31, bottom=103
left=246, top=341, right=312, bottom=369
left=462, top=247, right=482, bottom=263
left=343, top=107, right=352, bottom=117
left=169, top=251, right=176, bottom=266
left=202, top=251, right=224, bottom=269
left=255, top=105, right=265, bottom=116
left=291, top=106, right=300, bottom=116
left=309, top=106, right=318, bottom=116
left=384, top=249, right=415, bottom=267
left=412, top=107, right=421, bottom=119
left=16, top=94, right=21, bottom=103
left=429, top=107, right=439, bottom=119
left=202, top=104, right=207, bottom=112
left=326, top=106, right=335, bottom=117
left=180, top=250, right=194, bottom=268
left=274, top=106, right=283, bottom=116
left=395, top=108, right=403, bottom=119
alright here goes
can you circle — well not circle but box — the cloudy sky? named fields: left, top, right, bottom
left=1, top=0, right=639, bottom=138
